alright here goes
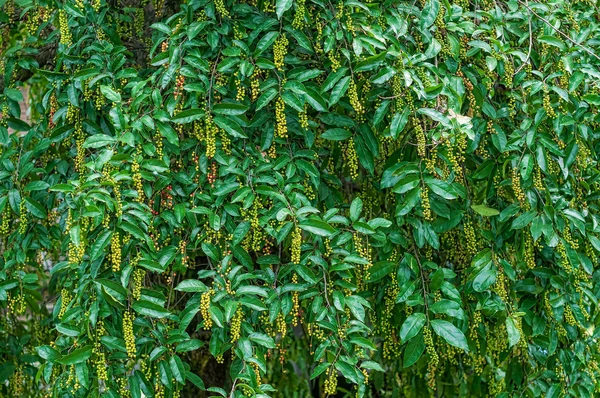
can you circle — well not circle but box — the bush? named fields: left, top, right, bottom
left=1, top=0, right=600, bottom=397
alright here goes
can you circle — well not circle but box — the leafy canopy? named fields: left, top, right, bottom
left=1, top=0, right=600, bottom=397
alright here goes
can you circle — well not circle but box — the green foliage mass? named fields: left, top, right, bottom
left=1, top=0, right=600, bottom=396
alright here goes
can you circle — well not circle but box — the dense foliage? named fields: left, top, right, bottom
left=1, top=0, right=600, bottom=396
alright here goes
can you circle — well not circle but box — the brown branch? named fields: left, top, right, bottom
left=0, top=42, right=57, bottom=92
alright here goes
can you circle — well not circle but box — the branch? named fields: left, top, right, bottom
left=517, top=0, right=600, bottom=62
left=0, top=42, right=57, bottom=92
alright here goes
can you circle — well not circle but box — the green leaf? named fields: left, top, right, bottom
left=5, top=88, right=23, bottom=101
left=37, top=346, right=61, bottom=362
left=276, top=0, right=293, bottom=19
left=367, top=261, right=394, bottom=283
left=399, top=313, right=426, bottom=343
left=83, top=134, right=116, bottom=149
left=24, top=197, right=47, bottom=219
left=100, top=85, right=121, bottom=102
left=157, top=121, right=179, bottom=146
left=298, top=218, right=336, bottom=237
left=472, top=266, right=496, bottom=292
left=249, top=332, right=276, bottom=348
left=175, top=280, right=208, bottom=292
left=305, top=88, right=327, bottom=112
left=90, top=230, right=112, bottom=261
left=511, top=211, right=536, bottom=230
left=96, top=279, right=127, bottom=302
left=425, top=179, right=458, bottom=200
left=350, top=197, right=363, bottom=222
left=56, top=346, right=93, bottom=365
left=321, top=128, right=351, bottom=141
left=390, top=108, right=410, bottom=140
left=355, top=52, right=386, bottom=72
left=403, top=335, right=425, bottom=368
left=213, top=103, right=249, bottom=116
left=214, top=116, right=247, bottom=138
left=172, top=109, right=205, bottom=123
left=186, top=371, right=205, bottom=390
left=256, top=88, right=278, bottom=111
left=505, top=317, right=521, bottom=348
left=471, top=204, right=499, bottom=216
left=329, top=76, right=351, bottom=106
left=132, top=300, right=171, bottom=318
left=24, top=181, right=50, bottom=192
left=310, top=362, right=331, bottom=379
left=237, top=285, right=268, bottom=297
left=169, top=355, right=185, bottom=384
left=430, top=320, right=469, bottom=351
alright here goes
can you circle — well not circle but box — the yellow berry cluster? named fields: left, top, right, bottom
left=273, top=34, right=288, bottom=71
left=314, top=18, right=323, bottom=54
left=235, top=75, right=246, bottom=101
left=93, top=320, right=108, bottom=381
left=68, top=240, right=85, bottom=265
left=329, top=51, right=341, bottom=72
left=424, top=326, right=439, bottom=389
left=200, top=289, right=214, bottom=330
left=303, top=178, right=315, bottom=200
left=291, top=225, right=302, bottom=263
left=0, top=206, right=10, bottom=236
left=323, top=367, right=338, bottom=396
left=204, top=113, right=217, bottom=158
left=543, top=87, right=556, bottom=119
left=215, top=0, right=229, bottom=17
left=59, top=10, right=72, bottom=46
left=421, top=187, right=433, bottom=221
left=557, top=242, right=572, bottom=273
left=292, top=273, right=300, bottom=326
left=230, top=307, right=243, bottom=343
left=9, top=366, right=23, bottom=396
left=468, top=311, right=484, bottom=375
left=413, top=118, right=426, bottom=159
left=348, top=79, right=364, bottom=121
left=504, top=59, right=514, bottom=87
left=95, top=85, right=106, bottom=110
left=75, top=118, right=85, bottom=172
left=524, top=232, right=536, bottom=268
left=8, top=292, right=26, bottom=315
left=123, top=310, right=137, bottom=360
left=275, top=97, right=288, bottom=139
left=292, top=0, right=306, bottom=28
left=494, top=268, right=509, bottom=303
left=276, top=311, right=287, bottom=337
left=132, top=156, right=144, bottom=202
left=132, top=268, right=145, bottom=300
left=382, top=273, right=400, bottom=359
left=18, top=200, right=27, bottom=235
left=511, top=168, right=528, bottom=210
left=463, top=220, right=477, bottom=256
left=134, top=8, right=145, bottom=37
left=564, top=305, right=576, bottom=326
left=154, top=131, right=163, bottom=158
left=487, top=323, right=508, bottom=362
left=110, top=232, right=121, bottom=272
left=298, top=104, right=309, bottom=130
left=345, top=138, right=359, bottom=180
left=449, top=134, right=466, bottom=180
left=250, top=70, right=261, bottom=101
left=59, top=288, right=71, bottom=319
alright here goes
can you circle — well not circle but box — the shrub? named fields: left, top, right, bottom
left=1, top=0, right=600, bottom=397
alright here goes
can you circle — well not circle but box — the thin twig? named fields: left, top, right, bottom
left=518, top=0, right=600, bottom=62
